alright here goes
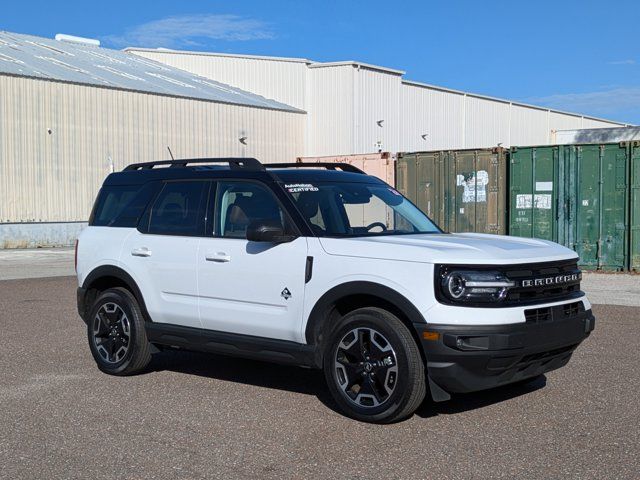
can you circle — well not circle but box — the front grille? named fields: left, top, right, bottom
left=524, top=307, right=552, bottom=323
left=505, top=259, right=582, bottom=304
left=525, top=301, right=585, bottom=323
left=563, top=301, right=585, bottom=317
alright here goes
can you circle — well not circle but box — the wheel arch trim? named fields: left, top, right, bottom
left=80, top=265, right=152, bottom=323
left=304, top=281, right=427, bottom=345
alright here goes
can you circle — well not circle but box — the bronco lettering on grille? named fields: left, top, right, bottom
left=521, top=273, right=580, bottom=288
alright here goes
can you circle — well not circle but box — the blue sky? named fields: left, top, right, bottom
left=2, top=0, right=639, bottom=123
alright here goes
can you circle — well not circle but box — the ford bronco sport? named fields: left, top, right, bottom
left=76, top=158, right=595, bottom=423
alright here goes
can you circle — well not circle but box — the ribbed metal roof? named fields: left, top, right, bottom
left=0, top=31, right=302, bottom=113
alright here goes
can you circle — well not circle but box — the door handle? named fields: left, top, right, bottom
left=205, top=252, right=231, bottom=263
left=131, top=247, right=152, bottom=257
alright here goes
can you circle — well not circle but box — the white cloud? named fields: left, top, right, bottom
left=608, top=59, right=636, bottom=65
left=104, top=14, right=274, bottom=48
left=526, top=87, right=640, bottom=119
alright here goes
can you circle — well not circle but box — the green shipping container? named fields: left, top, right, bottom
left=509, top=144, right=629, bottom=270
left=630, top=142, right=640, bottom=271
left=396, top=149, right=507, bottom=234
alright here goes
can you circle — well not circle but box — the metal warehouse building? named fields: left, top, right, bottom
left=0, top=30, right=629, bottom=247
left=126, top=48, right=627, bottom=155
left=0, top=32, right=304, bottom=247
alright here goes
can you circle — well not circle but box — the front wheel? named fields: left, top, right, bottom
left=323, top=307, right=426, bottom=423
left=87, top=287, right=152, bottom=376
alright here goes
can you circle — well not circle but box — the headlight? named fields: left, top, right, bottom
left=439, top=269, right=515, bottom=304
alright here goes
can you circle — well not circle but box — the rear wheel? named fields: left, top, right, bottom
left=87, top=287, right=152, bottom=375
left=323, top=307, right=426, bottom=423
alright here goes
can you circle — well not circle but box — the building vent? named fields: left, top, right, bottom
left=54, top=34, right=100, bottom=47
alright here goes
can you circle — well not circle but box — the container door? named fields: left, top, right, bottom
left=449, top=151, right=476, bottom=233
left=631, top=143, right=640, bottom=271
left=572, top=146, right=600, bottom=267
left=396, top=155, right=417, bottom=207
left=478, top=149, right=506, bottom=235
left=416, top=152, right=442, bottom=227
left=558, top=145, right=575, bottom=250
left=510, top=147, right=557, bottom=240
left=574, top=144, right=628, bottom=270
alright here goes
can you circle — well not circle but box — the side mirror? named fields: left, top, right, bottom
left=246, top=219, right=296, bottom=243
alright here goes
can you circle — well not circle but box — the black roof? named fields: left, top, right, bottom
left=103, top=158, right=385, bottom=186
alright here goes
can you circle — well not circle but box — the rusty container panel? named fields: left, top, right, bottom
left=445, top=149, right=507, bottom=235
left=396, top=149, right=506, bottom=233
left=296, top=152, right=395, bottom=186
left=416, top=152, right=444, bottom=225
left=396, top=152, right=444, bottom=227
left=395, top=153, right=417, bottom=204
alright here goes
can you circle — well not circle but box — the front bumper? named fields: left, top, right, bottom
left=414, top=304, right=595, bottom=396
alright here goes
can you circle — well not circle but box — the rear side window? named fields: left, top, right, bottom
left=90, top=184, right=156, bottom=227
left=148, top=181, right=208, bottom=236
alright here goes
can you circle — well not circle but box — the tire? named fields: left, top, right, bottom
left=323, top=307, right=426, bottom=423
left=86, top=287, right=152, bottom=376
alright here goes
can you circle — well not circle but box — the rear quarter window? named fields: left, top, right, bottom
left=90, top=183, right=157, bottom=227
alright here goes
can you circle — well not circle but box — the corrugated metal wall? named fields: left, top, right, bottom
left=399, top=81, right=624, bottom=151
left=306, top=65, right=355, bottom=156
left=128, top=50, right=308, bottom=111
left=353, top=67, right=401, bottom=153
left=400, top=84, right=466, bottom=151
left=130, top=50, right=627, bottom=158
left=0, top=75, right=304, bottom=224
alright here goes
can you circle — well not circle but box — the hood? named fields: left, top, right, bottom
left=318, top=233, right=578, bottom=265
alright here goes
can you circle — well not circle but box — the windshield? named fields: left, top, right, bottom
left=283, top=181, right=441, bottom=237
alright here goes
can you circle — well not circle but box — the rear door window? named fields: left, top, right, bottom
left=147, top=181, right=209, bottom=236
left=214, top=181, right=290, bottom=238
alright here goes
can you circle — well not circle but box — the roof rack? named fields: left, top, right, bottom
left=265, top=162, right=365, bottom=174
left=123, top=158, right=264, bottom=171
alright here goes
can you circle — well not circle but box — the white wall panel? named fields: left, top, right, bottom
left=305, top=65, right=355, bottom=156
left=581, top=118, right=622, bottom=129
left=0, top=75, right=304, bottom=223
left=549, top=111, right=584, bottom=132
left=353, top=67, right=401, bottom=154
left=509, top=105, right=551, bottom=146
left=130, top=50, right=308, bottom=110
left=464, top=96, right=510, bottom=148
left=400, top=84, right=465, bottom=151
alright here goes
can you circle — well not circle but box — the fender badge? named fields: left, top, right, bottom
left=281, top=288, right=292, bottom=300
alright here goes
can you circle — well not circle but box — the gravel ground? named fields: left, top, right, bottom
left=0, top=276, right=638, bottom=479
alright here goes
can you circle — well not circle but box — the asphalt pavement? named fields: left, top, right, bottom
left=0, top=276, right=639, bottom=479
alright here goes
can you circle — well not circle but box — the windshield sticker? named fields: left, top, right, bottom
left=285, top=183, right=319, bottom=193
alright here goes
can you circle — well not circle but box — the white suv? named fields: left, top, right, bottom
left=76, top=158, right=595, bottom=423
